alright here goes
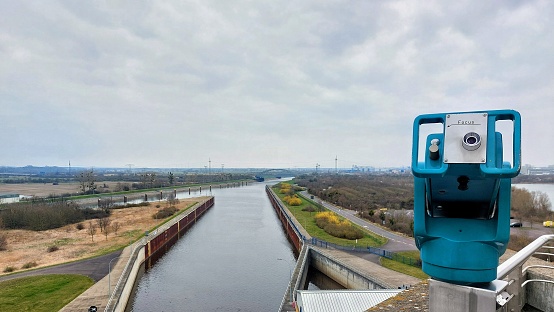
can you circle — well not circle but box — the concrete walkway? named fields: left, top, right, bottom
left=315, top=247, right=422, bottom=289
left=60, top=244, right=133, bottom=312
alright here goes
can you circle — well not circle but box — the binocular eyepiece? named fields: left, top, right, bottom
left=462, top=132, right=481, bottom=151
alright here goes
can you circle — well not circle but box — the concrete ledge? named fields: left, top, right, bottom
left=114, top=246, right=145, bottom=312
left=60, top=245, right=133, bottom=312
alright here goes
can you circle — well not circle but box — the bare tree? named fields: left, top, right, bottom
left=512, top=188, right=534, bottom=227
left=88, top=222, right=97, bottom=242
left=104, top=222, right=110, bottom=241
left=166, top=193, right=179, bottom=207
left=168, top=172, right=174, bottom=185
left=112, top=222, right=121, bottom=235
left=96, top=217, right=111, bottom=233
left=0, top=219, right=7, bottom=251
left=533, top=191, right=552, bottom=218
left=78, top=169, right=97, bottom=194
left=98, top=197, right=114, bottom=212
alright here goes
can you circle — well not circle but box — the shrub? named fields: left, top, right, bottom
left=153, top=207, right=179, bottom=219
left=0, top=233, right=7, bottom=251
left=314, top=211, right=364, bottom=240
left=76, top=223, right=85, bottom=230
left=302, top=206, right=316, bottom=213
left=21, top=261, right=38, bottom=269
left=3, top=266, right=15, bottom=273
left=0, top=201, right=110, bottom=231
left=283, top=195, right=303, bottom=206
left=508, top=234, right=533, bottom=252
left=47, top=245, right=59, bottom=253
left=279, top=183, right=295, bottom=196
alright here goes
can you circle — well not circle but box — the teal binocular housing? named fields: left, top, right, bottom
left=411, top=110, right=521, bottom=284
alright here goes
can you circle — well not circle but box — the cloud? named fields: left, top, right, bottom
left=1, top=0, right=553, bottom=168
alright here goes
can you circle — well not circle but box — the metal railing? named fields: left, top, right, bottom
left=308, top=237, right=422, bottom=268
left=104, top=237, right=146, bottom=312
left=496, top=234, right=554, bottom=311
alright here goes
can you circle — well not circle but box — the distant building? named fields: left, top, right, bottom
left=0, top=193, right=20, bottom=204
left=525, top=165, right=554, bottom=175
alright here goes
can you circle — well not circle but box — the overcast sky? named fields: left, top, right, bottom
left=1, top=1, right=553, bottom=169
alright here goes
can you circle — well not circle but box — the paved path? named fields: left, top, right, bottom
left=315, top=247, right=422, bottom=289
left=0, top=250, right=123, bottom=283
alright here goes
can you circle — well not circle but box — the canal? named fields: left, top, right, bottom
left=125, top=181, right=299, bottom=311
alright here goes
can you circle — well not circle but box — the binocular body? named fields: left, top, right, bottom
left=412, top=110, right=521, bottom=284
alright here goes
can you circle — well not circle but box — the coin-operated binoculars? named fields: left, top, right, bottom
left=412, top=110, right=521, bottom=284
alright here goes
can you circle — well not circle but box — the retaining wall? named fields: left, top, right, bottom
left=114, top=246, right=145, bottom=312
left=266, top=186, right=308, bottom=252
left=309, top=247, right=389, bottom=290
left=526, top=271, right=554, bottom=312
left=105, top=197, right=214, bottom=312
left=145, top=197, right=214, bottom=259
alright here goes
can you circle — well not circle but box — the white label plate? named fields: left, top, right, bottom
left=443, top=113, right=488, bottom=164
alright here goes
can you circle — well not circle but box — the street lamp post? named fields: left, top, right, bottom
left=277, top=258, right=294, bottom=302
left=108, top=256, right=120, bottom=297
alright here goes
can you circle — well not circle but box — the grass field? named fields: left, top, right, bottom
left=273, top=182, right=429, bottom=279
left=0, top=274, right=94, bottom=312
left=273, top=184, right=387, bottom=247
left=380, top=251, right=428, bottom=279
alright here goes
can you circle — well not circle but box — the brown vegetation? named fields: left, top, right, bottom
left=0, top=201, right=110, bottom=231
left=296, top=174, right=552, bottom=239
left=0, top=198, right=200, bottom=275
left=296, top=174, right=415, bottom=236
left=153, top=206, right=179, bottom=219
left=511, top=187, right=552, bottom=227
left=296, top=174, right=414, bottom=211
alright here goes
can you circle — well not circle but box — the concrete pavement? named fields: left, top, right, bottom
left=0, top=250, right=123, bottom=284
left=315, top=247, right=422, bottom=289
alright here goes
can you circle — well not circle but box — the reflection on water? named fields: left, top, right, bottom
left=125, top=182, right=298, bottom=311
left=306, top=266, right=345, bottom=290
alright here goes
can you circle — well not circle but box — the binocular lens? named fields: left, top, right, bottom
left=462, top=132, right=481, bottom=151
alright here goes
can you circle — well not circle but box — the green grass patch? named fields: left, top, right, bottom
left=272, top=184, right=386, bottom=247
left=380, top=251, right=428, bottom=280
left=53, top=238, right=79, bottom=246
left=90, top=243, right=129, bottom=258
left=381, top=257, right=428, bottom=280
left=0, top=274, right=94, bottom=312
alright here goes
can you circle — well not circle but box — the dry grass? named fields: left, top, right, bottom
left=0, top=181, right=122, bottom=198
left=0, top=197, right=204, bottom=275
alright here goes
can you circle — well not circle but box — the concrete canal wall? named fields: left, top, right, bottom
left=106, top=197, right=215, bottom=312
left=266, top=186, right=309, bottom=252
left=144, top=197, right=214, bottom=259
left=309, top=247, right=389, bottom=290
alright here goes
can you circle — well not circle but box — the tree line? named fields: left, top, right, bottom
left=295, top=174, right=553, bottom=237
